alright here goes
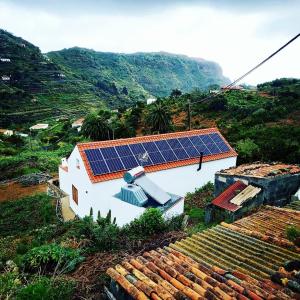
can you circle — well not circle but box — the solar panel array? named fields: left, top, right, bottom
left=84, top=133, right=230, bottom=176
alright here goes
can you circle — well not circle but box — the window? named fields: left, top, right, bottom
left=76, top=158, right=80, bottom=169
left=72, top=185, right=78, bottom=205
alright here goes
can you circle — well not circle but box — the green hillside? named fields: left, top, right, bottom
left=0, top=29, right=229, bottom=126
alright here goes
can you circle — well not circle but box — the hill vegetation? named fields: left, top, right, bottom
left=0, top=29, right=229, bottom=126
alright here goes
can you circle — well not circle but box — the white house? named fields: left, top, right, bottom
left=1, top=75, right=10, bottom=81
left=146, top=98, right=157, bottom=105
left=29, top=123, right=49, bottom=130
left=59, top=128, right=237, bottom=226
left=0, top=58, right=11, bottom=62
left=71, top=118, right=85, bottom=132
left=0, top=129, right=13, bottom=136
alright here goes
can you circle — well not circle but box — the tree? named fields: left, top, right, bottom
left=81, top=110, right=112, bottom=141
left=236, top=138, right=260, bottom=163
left=146, top=101, right=173, bottom=133
left=170, top=89, right=182, bottom=98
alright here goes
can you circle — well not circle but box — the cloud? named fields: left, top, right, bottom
left=5, top=0, right=300, bottom=15
left=0, top=0, right=299, bottom=85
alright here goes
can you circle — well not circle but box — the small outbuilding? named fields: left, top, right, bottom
left=206, top=162, right=300, bottom=223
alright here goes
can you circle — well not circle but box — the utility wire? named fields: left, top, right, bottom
left=191, top=33, right=300, bottom=105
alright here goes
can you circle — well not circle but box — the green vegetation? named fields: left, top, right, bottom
left=0, top=194, right=186, bottom=299
left=0, top=194, right=55, bottom=236
left=0, top=29, right=228, bottom=126
left=286, top=225, right=300, bottom=246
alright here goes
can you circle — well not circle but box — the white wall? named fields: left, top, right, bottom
left=147, top=156, right=237, bottom=196
left=59, top=147, right=236, bottom=226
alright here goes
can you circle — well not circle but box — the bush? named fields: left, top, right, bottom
left=16, top=277, right=75, bottom=300
left=124, top=208, right=166, bottom=237
left=286, top=225, right=300, bottom=246
left=23, top=243, right=84, bottom=275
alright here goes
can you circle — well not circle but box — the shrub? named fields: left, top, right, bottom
left=286, top=225, right=300, bottom=246
left=0, top=271, right=22, bottom=298
left=16, top=277, right=75, bottom=300
left=23, top=243, right=84, bottom=275
left=124, top=208, right=166, bottom=237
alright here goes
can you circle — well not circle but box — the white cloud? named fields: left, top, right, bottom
left=0, top=1, right=299, bottom=85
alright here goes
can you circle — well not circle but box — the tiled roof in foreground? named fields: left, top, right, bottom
left=230, top=206, right=300, bottom=248
left=77, top=128, right=237, bottom=183
left=107, top=247, right=295, bottom=300
left=107, top=207, right=300, bottom=299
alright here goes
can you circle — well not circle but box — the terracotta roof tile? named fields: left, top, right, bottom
left=211, top=181, right=248, bottom=212
left=77, top=128, right=237, bottom=183
left=107, top=207, right=300, bottom=299
left=218, top=162, right=300, bottom=178
left=227, top=205, right=300, bottom=250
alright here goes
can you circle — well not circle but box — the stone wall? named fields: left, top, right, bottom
left=215, top=172, right=300, bottom=207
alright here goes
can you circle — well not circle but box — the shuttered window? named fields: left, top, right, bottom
left=72, top=185, right=78, bottom=205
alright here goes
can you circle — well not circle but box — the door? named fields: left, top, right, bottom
left=72, top=184, right=78, bottom=205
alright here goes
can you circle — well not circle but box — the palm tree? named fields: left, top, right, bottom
left=81, top=111, right=111, bottom=141
left=146, top=101, right=172, bottom=133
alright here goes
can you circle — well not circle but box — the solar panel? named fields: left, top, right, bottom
left=155, top=140, right=171, bottom=151
left=85, top=132, right=231, bottom=176
left=129, top=143, right=146, bottom=155
left=206, top=143, right=221, bottom=154
left=148, top=151, right=165, bottom=164
left=85, top=149, right=103, bottom=162
left=216, top=141, right=230, bottom=152
left=209, top=133, right=224, bottom=143
left=90, top=161, right=109, bottom=175
left=160, top=149, right=177, bottom=161
left=120, top=155, right=139, bottom=169
left=173, top=148, right=189, bottom=160
left=106, top=157, right=124, bottom=172
left=189, top=136, right=203, bottom=146
left=178, top=137, right=193, bottom=148
left=184, top=146, right=200, bottom=158
left=142, top=142, right=159, bottom=153
left=116, top=145, right=132, bottom=157
left=167, top=138, right=182, bottom=149
left=100, top=147, right=119, bottom=159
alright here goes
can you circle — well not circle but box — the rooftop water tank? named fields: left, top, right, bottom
left=124, top=166, right=145, bottom=184
left=120, top=184, right=148, bottom=207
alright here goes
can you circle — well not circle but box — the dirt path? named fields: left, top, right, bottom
left=0, top=182, right=47, bottom=202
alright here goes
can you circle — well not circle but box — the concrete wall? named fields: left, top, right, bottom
left=59, top=146, right=236, bottom=226
left=215, top=172, right=300, bottom=207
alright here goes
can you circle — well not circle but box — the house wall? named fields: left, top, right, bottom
left=59, top=147, right=236, bottom=226
left=146, top=156, right=237, bottom=196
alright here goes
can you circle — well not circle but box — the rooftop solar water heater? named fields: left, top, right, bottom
left=124, top=166, right=171, bottom=205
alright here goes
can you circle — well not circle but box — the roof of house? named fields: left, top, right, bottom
left=218, top=162, right=300, bottom=178
left=0, top=129, right=11, bottom=133
left=211, top=180, right=248, bottom=212
left=77, top=128, right=237, bottom=183
left=29, top=123, right=49, bottom=130
left=107, top=207, right=300, bottom=300
left=72, top=117, right=84, bottom=126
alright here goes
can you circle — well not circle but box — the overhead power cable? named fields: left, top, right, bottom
left=191, top=33, right=300, bottom=105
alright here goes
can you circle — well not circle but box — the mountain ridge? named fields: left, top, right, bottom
left=0, top=29, right=229, bottom=125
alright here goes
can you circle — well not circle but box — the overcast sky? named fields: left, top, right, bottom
left=0, top=0, right=299, bottom=85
